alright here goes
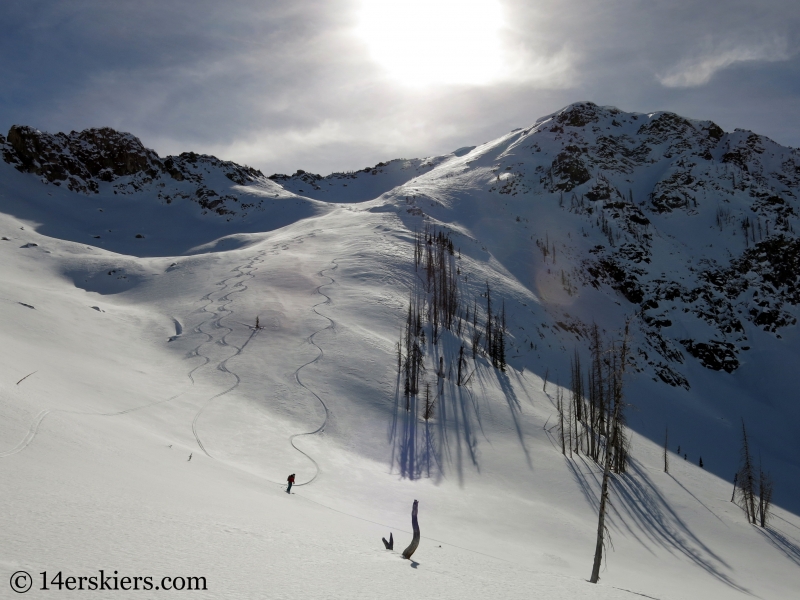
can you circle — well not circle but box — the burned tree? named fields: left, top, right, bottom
left=457, top=345, right=466, bottom=386
left=757, top=462, right=774, bottom=528
left=557, top=386, right=566, bottom=455
left=735, top=421, right=774, bottom=527
left=570, top=349, right=585, bottom=455
left=735, top=419, right=757, bottom=524
left=402, top=500, right=421, bottom=560
left=398, top=225, right=514, bottom=419
left=423, top=382, right=436, bottom=420
left=589, top=324, right=631, bottom=584
left=483, top=283, right=507, bottom=371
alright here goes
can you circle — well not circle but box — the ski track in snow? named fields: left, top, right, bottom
left=187, top=253, right=264, bottom=457
left=0, top=393, right=185, bottom=458
left=183, top=249, right=338, bottom=488
left=290, top=260, right=338, bottom=487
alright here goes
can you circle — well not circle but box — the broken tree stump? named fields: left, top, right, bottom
left=402, top=500, right=420, bottom=560
left=382, top=532, right=394, bottom=550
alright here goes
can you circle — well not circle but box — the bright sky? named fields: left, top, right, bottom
left=355, top=0, right=507, bottom=86
left=0, top=0, right=798, bottom=174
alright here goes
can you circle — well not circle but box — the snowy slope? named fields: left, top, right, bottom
left=266, top=148, right=474, bottom=204
left=2, top=108, right=800, bottom=599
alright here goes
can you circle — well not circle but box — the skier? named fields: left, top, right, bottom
left=188, top=453, right=193, bottom=462
left=286, top=473, right=296, bottom=494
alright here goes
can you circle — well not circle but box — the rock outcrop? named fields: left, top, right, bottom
left=1, top=125, right=265, bottom=216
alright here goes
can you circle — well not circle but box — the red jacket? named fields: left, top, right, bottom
left=287, top=475, right=295, bottom=483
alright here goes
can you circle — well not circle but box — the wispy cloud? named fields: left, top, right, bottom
left=2, top=0, right=800, bottom=172
left=658, top=38, right=792, bottom=87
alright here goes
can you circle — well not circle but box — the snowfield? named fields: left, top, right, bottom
left=2, top=104, right=800, bottom=599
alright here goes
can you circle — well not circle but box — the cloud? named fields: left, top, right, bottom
left=1, top=0, right=799, bottom=174
left=658, top=38, right=792, bottom=88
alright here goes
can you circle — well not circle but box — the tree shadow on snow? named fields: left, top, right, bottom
left=667, top=474, right=726, bottom=525
left=566, top=456, right=602, bottom=513
left=390, top=374, right=445, bottom=482
left=567, top=456, right=752, bottom=595
left=390, top=352, right=490, bottom=483
left=472, top=364, right=532, bottom=470
left=389, top=349, right=534, bottom=482
left=755, top=526, right=800, bottom=568
left=612, top=461, right=752, bottom=595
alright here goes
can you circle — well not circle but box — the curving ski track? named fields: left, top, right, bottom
left=187, top=254, right=264, bottom=457
left=0, top=393, right=185, bottom=459
left=0, top=254, right=265, bottom=461
left=289, top=260, right=338, bottom=486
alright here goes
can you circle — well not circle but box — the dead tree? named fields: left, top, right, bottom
left=382, top=532, right=394, bottom=550
left=589, top=394, right=622, bottom=583
left=485, top=282, right=493, bottom=359
left=589, top=325, right=630, bottom=584
left=736, top=420, right=757, bottom=523
left=423, top=382, right=435, bottom=420
left=402, top=500, right=420, bottom=560
left=663, top=427, right=669, bottom=473
left=457, top=345, right=465, bottom=385
left=757, top=463, right=774, bottom=528
left=471, top=299, right=481, bottom=359
left=566, top=383, right=573, bottom=459
left=558, top=386, right=566, bottom=455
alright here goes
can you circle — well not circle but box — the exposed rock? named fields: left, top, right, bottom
left=680, top=339, right=739, bottom=373
left=1, top=125, right=265, bottom=217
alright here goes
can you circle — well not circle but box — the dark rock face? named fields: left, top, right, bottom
left=269, top=169, right=324, bottom=191
left=1, top=125, right=266, bottom=217
left=550, top=145, right=591, bottom=192
left=555, top=101, right=606, bottom=128
left=5, top=125, right=163, bottom=193
left=680, top=339, right=739, bottom=373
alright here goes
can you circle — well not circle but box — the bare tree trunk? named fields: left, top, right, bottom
left=574, top=389, right=580, bottom=456
left=758, top=462, right=774, bottom=528
left=590, top=397, right=621, bottom=583
left=664, top=427, right=669, bottom=473
left=738, top=420, right=757, bottom=523
left=402, top=500, right=420, bottom=560
left=382, top=532, right=394, bottom=549
left=457, top=345, right=464, bottom=385
left=558, top=388, right=566, bottom=455
left=590, top=324, right=629, bottom=583
left=567, top=387, right=573, bottom=459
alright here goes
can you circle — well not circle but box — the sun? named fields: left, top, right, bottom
left=355, top=0, right=506, bottom=87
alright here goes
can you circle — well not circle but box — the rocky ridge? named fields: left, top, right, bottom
left=1, top=125, right=265, bottom=217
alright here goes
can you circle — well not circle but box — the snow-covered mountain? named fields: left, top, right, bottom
left=2, top=103, right=799, bottom=599
left=358, top=102, right=800, bottom=508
